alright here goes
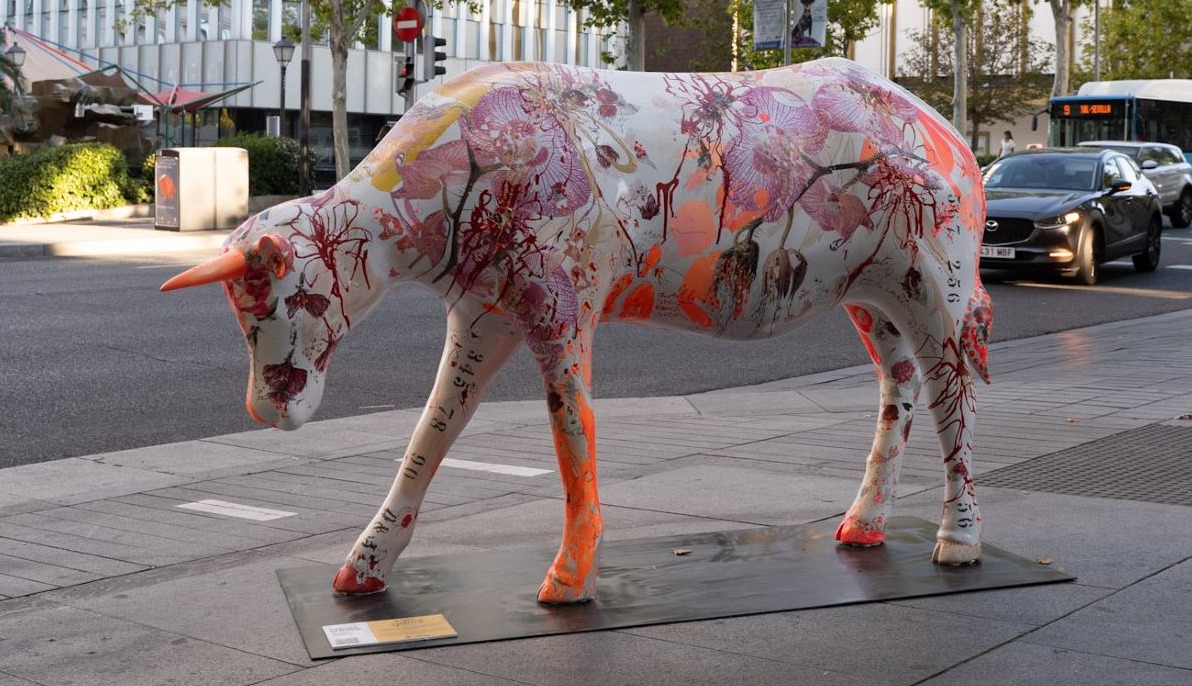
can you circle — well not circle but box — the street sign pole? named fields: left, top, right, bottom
left=393, top=3, right=426, bottom=114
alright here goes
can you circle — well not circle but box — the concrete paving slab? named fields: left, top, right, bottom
left=0, top=672, right=41, bottom=686
left=84, top=439, right=314, bottom=478
left=0, top=597, right=299, bottom=686
left=888, top=580, right=1112, bottom=627
left=0, top=536, right=148, bottom=577
left=0, top=457, right=188, bottom=507
left=45, top=551, right=323, bottom=666
left=413, top=630, right=859, bottom=686
left=1024, top=558, right=1192, bottom=670
left=684, top=389, right=824, bottom=416
left=623, top=601, right=1032, bottom=683
left=895, top=486, right=1192, bottom=589
left=0, top=519, right=199, bottom=567
left=202, top=425, right=401, bottom=461
left=0, top=572, right=55, bottom=596
left=918, top=641, right=1192, bottom=686
left=252, top=652, right=527, bottom=685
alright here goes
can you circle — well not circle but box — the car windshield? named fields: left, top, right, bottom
left=984, top=156, right=1098, bottom=191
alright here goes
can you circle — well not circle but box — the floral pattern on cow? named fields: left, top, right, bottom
left=163, top=57, right=992, bottom=605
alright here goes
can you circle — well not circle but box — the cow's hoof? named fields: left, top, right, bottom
left=835, top=518, right=886, bottom=546
left=932, top=540, right=981, bottom=566
left=536, top=573, right=596, bottom=605
left=332, top=565, right=387, bottom=595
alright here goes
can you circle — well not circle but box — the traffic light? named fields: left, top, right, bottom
left=423, top=35, right=446, bottom=82
left=395, top=53, right=415, bottom=94
left=393, top=42, right=417, bottom=94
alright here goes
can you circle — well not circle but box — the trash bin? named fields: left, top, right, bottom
left=154, top=147, right=249, bottom=232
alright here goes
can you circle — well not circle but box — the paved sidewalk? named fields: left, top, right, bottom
left=0, top=215, right=229, bottom=259
left=2, top=297, right=1191, bottom=684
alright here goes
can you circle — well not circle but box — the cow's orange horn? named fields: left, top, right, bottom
left=159, top=250, right=248, bottom=292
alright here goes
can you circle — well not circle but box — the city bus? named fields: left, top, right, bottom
left=1042, top=79, right=1192, bottom=161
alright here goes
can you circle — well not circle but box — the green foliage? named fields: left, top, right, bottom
left=210, top=133, right=311, bottom=196
left=725, top=0, right=890, bottom=70
left=560, top=0, right=689, bottom=29
left=0, top=143, right=131, bottom=222
left=898, top=0, right=1053, bottom=147
left=1073, top=0, right=1192, bottom=83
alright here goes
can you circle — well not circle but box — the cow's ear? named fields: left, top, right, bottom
left=254, top=233, right=295, bottom=280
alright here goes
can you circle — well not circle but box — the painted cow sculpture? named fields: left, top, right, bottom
left=162, top=58, right=992, bottom=605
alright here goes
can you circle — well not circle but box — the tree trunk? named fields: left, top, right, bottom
left=625, top=0, right=646, bottom=71
left=1049, top=0, right=1070, bottom=97
left=951, top=0, right=967, bottom=138
left=328, top=0, right=379, bottom=183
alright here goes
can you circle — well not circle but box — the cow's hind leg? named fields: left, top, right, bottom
left=876, top=292, right=982, bottom=564
left=527, top=323, right=602, bottom=605
left=920, top=326, right=982, bottom=565
left=333, top=305, right=522, bottom=594
left=836, top=303, right=922, bottom=547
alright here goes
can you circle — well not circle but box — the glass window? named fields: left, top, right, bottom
left=1109, top=157, right=1136, bottom=184
left=252, top=0, right=268, bottom=40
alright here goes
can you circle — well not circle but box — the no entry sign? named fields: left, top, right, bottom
left=393, top=7, right=423, bottom=42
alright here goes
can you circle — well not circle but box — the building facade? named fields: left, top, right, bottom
left=0, top=0, right=612, bottom=172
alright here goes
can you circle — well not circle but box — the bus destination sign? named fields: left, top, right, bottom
left=1051, top=99, right=1123, bottom=119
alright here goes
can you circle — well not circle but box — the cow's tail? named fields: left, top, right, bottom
left=961, top=280, right=993, bottom=384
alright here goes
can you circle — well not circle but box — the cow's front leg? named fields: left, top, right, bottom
left=333, top=306, right=522, bottom=594
left=529, top=327, right=602, bottom=605
left=836, top=304, right=921, bottom=547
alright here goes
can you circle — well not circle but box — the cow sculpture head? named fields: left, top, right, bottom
left=161, top=200, right=380, bottom=430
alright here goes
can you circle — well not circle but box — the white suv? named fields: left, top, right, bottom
left=1078, top=141, right=1192, bottom=227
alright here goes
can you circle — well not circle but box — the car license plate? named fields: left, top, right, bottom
left=981, top=246, right=1015, bottom=259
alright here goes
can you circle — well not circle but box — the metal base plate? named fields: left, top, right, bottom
left=279, top=516, right=1074, bottom=659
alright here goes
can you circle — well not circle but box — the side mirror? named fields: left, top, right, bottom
left=1140, top=159, right=1159, bottom=170
left=1107, top=178, right=1132, bottom=193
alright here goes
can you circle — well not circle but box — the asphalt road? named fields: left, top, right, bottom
left=4, top=228, right=1192, bottom=468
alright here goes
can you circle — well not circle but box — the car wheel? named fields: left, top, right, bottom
left=1133, top=215, right=1162, bottom=272
left=1171, top=189, right=1192, bottom=228
left=1072, top=228, right=1099, bottom=286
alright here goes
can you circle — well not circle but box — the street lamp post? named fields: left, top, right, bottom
left=5, top=42, right=26, bottom=69
left=272, top=38, right=295, bottom=137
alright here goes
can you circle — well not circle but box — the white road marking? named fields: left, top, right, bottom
left=177, top=499, right=297, bottom=521
left=441, top=458, right=552, bottom=477
left=1165, top=264, right=1192, bottom=270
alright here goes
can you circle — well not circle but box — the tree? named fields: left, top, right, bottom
left=561, top=0, right=689, bottom=70
left=686, top=0, right=891, bottom=72
left=900, top=0, right=1053, bottom=151
left=1045, top=0, right=1077, bottom=97
left=1074, top=0, right=1192, bottom=83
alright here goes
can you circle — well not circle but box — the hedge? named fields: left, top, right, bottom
left=0, top=143, right=131, bottom=222
left=210, top=133, right=304, bottom=196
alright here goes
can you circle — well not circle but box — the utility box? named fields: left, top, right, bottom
left=154, top=147, right=249, bottom=232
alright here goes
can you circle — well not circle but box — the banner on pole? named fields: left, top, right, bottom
left=791, top=0, right=828, bottom=48
left=752, top=0, right=787, bottom=51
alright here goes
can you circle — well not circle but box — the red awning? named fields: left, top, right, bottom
left=149, top=83, right=256, bottom=114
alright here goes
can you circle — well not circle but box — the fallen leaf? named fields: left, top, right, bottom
left=1037, top=557, right=1052, bottom=565
left=672, top=548, right=692, bottom=556
left=1066, top=417, right=1078, bottom=423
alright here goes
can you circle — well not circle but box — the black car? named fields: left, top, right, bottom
left=981, top=148, right=1163, bottom=285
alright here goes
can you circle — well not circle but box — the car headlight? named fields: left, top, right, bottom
left=1034, top=211, right=1082, bottom=230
